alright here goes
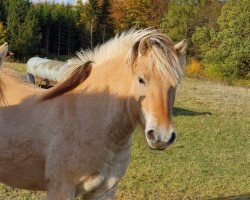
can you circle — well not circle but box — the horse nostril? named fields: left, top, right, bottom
left=168, top=132, right=176, bottom=145
left=146, top=129, right=156, bottom=141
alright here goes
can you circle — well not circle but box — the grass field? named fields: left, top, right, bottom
left=0, top=63, right=249, bottom=200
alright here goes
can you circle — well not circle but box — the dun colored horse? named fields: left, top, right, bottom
left=0, top=29, right=187, bottom=200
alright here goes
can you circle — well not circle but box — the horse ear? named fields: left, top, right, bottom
left=139, top=37, right=152, bottom=56
left=0, top=43, right=8, bottom=67
left=174, top=40, right=187, bottom=55
left=174, top=40, right=187, bottom=68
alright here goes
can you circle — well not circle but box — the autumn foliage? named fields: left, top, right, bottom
left=0, top=0, right=249, bottom=84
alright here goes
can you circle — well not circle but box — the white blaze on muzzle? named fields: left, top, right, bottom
left=144, top=113, right=176, bottom=149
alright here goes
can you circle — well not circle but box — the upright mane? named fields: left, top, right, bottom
left=70, top=29, right=183, bottom=86
left=41, top=29, right=183, bottom=101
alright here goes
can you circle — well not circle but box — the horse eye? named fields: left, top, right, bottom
left=138, top=77, right=145, bottom=85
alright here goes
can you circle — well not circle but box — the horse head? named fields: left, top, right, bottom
left=127, top=33, right=187, bottom=150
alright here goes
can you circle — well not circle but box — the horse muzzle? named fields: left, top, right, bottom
left=145, top=130, right=176, bottom=150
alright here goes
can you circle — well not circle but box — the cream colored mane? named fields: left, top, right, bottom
left=69, top=29, right=183, bottom=87
left=41, top=29, right=185, bottom=101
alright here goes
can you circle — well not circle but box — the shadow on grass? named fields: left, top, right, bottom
left=173, top=107, right=212, bottom=116
left=206, top=193, right=250, bottom=200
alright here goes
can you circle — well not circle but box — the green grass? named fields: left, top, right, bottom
left=0, top=67, right=249, bottom=200
left=3, top=62, right=27, bottom=73
left=115, top=79, right=250, bottom=200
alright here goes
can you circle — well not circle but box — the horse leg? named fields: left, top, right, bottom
left=46, top=180, right=76, bottom=200
left=27, top=73, right=35, bottom=84
left=44, top=78, right=50, bottom=86
left=38, top=79, right=43, bottom=87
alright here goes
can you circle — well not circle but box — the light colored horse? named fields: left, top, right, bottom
left=26, top=57, right=70, bottom=86
left=0, top=43, right=42, bottom=105
left=0, top=29, right=187, bottom=200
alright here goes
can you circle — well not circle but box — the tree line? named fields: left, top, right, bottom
left=0, top=0, right=249, bottom=82
left=0, top=0, right=115, bottom=58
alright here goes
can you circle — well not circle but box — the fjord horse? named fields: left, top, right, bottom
left=0, top=29, right=187, bottom=200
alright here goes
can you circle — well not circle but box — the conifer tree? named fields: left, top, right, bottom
left=16, top=7, right=41, bottom=58
left=6, top=0, right=41, bottom=58
left=85, top=0, right=100, bottom=49
left=36, top=2, right=53, bottom=55
left=51, top=3, right=65, bottom=55
left=99, top=0, right=114, bottom=43
left=0, top=0, right=6, bottom=22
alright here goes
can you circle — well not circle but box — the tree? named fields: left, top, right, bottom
left=16, top=7, right=41, bottom=57
left=51, top=3, right=65, bottom=55
left=161, top=0, right=223, bottom=57
left=64, top=4, right=78, bottom=55
left=35, top=2, right=53, bottom=55
left=161, top=0, right=195, bottom=42
left=203, top=0, right=250, bottom=80
left=111, top=0, right=168, bottom=32
left=6, top=0, right=41, bottom=58
left=191, top=0, right=223, bottom=58
left=99, top=0, right=114, bottom=43
left=0, top=22, right=7, bottom=44
left=84, top=0, right=100, bottom=49
left=0, top=0, right=6, bottom=22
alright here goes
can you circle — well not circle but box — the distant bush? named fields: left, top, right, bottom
left=203, top=63, right=221, bottom=79
left=185, top=59, right=204, bottom=77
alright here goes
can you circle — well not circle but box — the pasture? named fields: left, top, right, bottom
left=0, top=62, right=249, bottom=200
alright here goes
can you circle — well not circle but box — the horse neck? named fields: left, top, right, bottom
left=77, top=56, right=135, bottom=147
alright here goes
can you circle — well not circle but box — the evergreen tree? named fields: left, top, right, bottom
left=64, top=4, right=77, bottom=55
left=51, top=3, right=65, bottom=55
left=16, top=7, right=41, bottom=58
left=35, top=2, right=53, bottom=55
left=6, top=0, right=41, bottom=58
left=0, top=0, right=5, bottom=22
left=99, top=0, right=114, bottom=43
left=84, top=0, right=100, bottom=49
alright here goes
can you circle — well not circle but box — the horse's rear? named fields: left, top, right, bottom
left=0, top=43, right=43, bottom=105
left=0, top=43, right=8, bottom=105
left=0, top=44, right=47, bottom=190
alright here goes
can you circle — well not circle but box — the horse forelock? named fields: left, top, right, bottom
left=127, top=32, right=183, bottom=87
